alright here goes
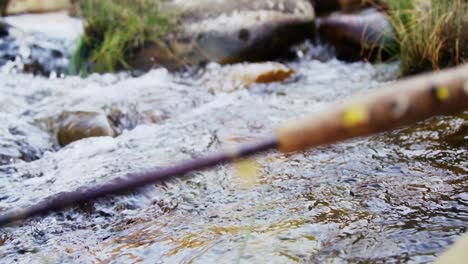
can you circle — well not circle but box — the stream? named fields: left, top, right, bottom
left=0, top=13, right=467, bottom=264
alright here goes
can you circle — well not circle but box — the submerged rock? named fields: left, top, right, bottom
left=57, top=111, right=118, bottom=146
left=201, top=62, right=295, bottom=93
left=318, top=11, right=394, bottom=61
left=115, top=0, right=315, bottom=71
left=0, top=113, right=52, bottom=165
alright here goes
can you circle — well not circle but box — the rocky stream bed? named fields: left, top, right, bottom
left=0, top=8, right=467, bottom=264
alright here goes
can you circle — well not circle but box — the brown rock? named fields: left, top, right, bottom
left=311, top=0, right=384, bottom=15
left=57, top=111, right=118, bottom=146
left=318, top=11, right=394, bottom=61
left=201, top=62, right=295, bottom=93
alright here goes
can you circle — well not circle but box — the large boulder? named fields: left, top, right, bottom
left=78, top=0, right=316, bottom=72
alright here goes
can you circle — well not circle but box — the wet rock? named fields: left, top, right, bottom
left=201, top=62, right=295, bottom=93
left=3, top=0, right=70, bottom=15
left=318, top=11, right=394, bottom=61
left=129, top=0, right=315, bottom=71
left=0, top=113, right=52, bottom=165
left=57, top=111, right=118, bottom=146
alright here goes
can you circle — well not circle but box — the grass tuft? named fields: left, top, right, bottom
left=71, top=0, right=175, bottom=75
left=382, top=0, right=467, bottom=75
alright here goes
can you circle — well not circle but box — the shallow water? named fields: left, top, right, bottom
left=0, top=16, right=467, bottom=264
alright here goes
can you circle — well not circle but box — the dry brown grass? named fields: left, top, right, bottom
left=383, top=0, right=467, bottom=75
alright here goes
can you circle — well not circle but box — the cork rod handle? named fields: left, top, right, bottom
left=277, top=64, right=468, bottom=153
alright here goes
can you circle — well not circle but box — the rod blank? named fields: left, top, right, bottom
left=0, top=139, right=278, bottom=226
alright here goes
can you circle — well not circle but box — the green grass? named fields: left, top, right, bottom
left=382, top=0, right=467, bottom=75
left=71, top=0, right=175, bottom=75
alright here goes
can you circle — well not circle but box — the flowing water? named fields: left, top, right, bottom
left=0, top=14, right=467, bottom=264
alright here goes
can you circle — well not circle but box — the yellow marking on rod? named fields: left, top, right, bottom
left=343, top=105, right=369, bottom=128
left=234, top=159, right=259, bottom=188
left=435, top=86, right=450, bottom=101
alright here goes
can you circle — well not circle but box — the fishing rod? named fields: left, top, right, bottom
left=0, top=64, right=467, bottom=227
